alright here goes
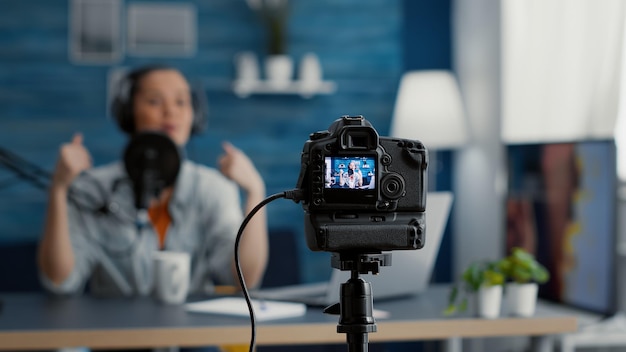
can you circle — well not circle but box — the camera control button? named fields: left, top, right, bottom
left=335, top=213, right=358, bottom=219
left=310, top=131, right=330, bottom=140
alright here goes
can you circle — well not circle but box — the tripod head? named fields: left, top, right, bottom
left=330, top=252, right=392, bottom=274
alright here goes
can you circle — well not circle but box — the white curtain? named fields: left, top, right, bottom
left=501, top=0, right=626, bottom=143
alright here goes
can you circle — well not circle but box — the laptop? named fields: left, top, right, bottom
left=252, top=191, right=454, bottom=307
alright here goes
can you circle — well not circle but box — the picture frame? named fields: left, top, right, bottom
left=69, top=0, right=122, bottom=63
left=127, top=3, right=197, bottom=57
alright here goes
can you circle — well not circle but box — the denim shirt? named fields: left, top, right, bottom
left=40, top=160, right=243, bottom=297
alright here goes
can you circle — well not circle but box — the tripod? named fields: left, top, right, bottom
left=323, top=252, right=392, bottom=352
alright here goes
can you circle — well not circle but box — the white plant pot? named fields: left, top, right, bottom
left=505, top=282, right=538, bottom=317
left=235, top=51, right=260, bottom=83
left=299, top=53, right=323, bottom=85
left=265, top=54, right=293, bottom=89
left=477, top=285, right=503, bottom=319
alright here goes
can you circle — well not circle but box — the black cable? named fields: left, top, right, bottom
left=0, top=147, right=52, bottom=190
left=0, top=146, right=142, bottom=256
left=234, top=189, right=303, bottom=352
left=0, top=148, right=53, bottom=179
left=0, top=145, right=131, bottom=219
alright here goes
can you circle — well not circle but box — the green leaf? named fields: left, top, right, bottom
left=448, top=286, right=459, bottom=305
left=444, top=304, right=457, bottom=316
left=459, top=298, right=468, bottom=312
left=503, top=247, right=551, bottom=284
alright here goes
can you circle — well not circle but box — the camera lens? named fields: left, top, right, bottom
left=381, top=173, right=405, bottom=200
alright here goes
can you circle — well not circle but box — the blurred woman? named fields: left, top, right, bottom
left=38, top=65, right=268, bottom=298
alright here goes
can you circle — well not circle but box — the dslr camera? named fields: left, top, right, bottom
left=295, top=115, right=428, bottom=253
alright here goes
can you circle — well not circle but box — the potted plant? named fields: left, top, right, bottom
left=499, top=247, right=550, bottom=317
left=247, top=0, right=292, bottom=87
left=445, top=260, right=505, bottom=319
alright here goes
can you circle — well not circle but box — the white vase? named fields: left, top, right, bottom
left=477, top=285, right=503, bottom=319
left=298, top=52, right=323, bottom=97
left=234, top=51, right=260, bottom=83
left=505, top=282, right=538, bottom=317
left=233, top=51, right=260, bottom=97
left=265, top=54, right=293, bottom=89
left=299, top=53, right=322, bottom=83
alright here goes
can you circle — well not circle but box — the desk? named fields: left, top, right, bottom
left=0, top=285, right=578, bottom=351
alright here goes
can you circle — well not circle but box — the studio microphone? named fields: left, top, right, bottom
left=123, top=131, right=181, bottom=227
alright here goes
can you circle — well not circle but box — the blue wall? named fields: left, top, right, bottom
left=0, top=0, right=452, bottom=285
left=403, top=0, right=452, bottom=70
left=0, top=0, right=403, bottom=283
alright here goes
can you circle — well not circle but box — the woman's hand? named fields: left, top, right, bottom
left=52, top=133, right=92, bottom=190
left=39, top=133, right=91, bottom=286
left=218, top=142, right=265, bottom=196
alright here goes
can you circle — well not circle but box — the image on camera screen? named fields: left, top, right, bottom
left=324, top=156, right=376, bottom=190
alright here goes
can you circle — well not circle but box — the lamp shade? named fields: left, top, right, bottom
left=390, top=70, right=468, bottom=150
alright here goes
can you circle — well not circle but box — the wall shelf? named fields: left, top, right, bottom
left=232, top=80, right=337, bottom=99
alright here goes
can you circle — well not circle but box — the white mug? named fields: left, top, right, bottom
left=153, top=251, right=190, bottom=304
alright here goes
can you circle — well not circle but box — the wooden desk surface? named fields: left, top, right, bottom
left=0, top=285, right=578, bottom=351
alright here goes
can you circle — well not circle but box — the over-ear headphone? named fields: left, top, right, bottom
left=110, top=65, right=208, bottom=135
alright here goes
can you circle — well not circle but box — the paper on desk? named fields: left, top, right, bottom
left=373, top=309, right=390, bottom=319
left=185, top=297, right=307, bottom=321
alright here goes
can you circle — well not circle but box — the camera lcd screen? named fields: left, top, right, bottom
left=324, top=156, right=376, bottom=190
